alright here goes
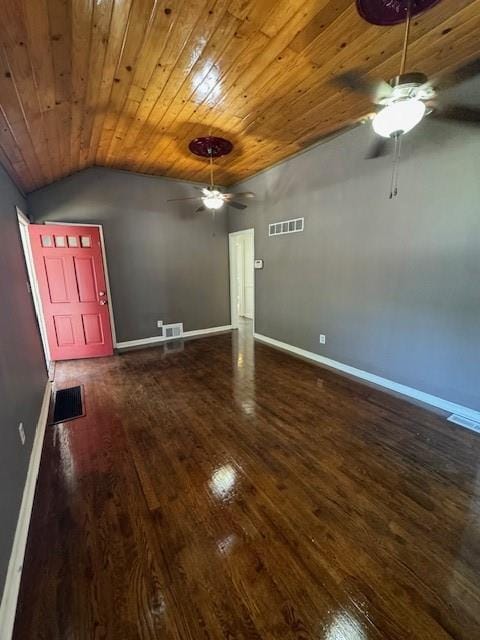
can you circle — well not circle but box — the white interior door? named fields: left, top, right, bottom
left=17, top=209, right=51, bottom=367
left=243, top=235, right=254, bottom=319
left=229, top=229, right=255, bottom=330
left=235, top=240, right=244, bottom=316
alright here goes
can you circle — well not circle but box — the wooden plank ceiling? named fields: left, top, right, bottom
left=0, top=0, right=479, bottom=192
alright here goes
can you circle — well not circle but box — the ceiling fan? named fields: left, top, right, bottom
left=167, top=136, right=255, bottom=212
left=333, top=0, right=480, bottom=196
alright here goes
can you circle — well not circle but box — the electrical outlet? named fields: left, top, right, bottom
left=18, top=422, right=26, bottom=445
left=157, top=320, right=163, bottom=328
left=319, top=334, right=326, bottom=344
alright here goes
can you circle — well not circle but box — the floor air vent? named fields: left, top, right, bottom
left=163, top=323, right=183, bottom=340
left=447, top=414, right=480, bottom=434
left=51, top=385, right=85, bottom=424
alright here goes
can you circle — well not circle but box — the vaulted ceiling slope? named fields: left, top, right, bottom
left=0, top=0, right=479, bottom=193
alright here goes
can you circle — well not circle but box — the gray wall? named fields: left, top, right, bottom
left=28, top=167, right=230, bottom=342
left=230, top=118, right=480, bottom=412
left=0, top=167, right=47, bottom=596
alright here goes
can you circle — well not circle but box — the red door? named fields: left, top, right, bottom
left=29, top=224, right=114, bottom=361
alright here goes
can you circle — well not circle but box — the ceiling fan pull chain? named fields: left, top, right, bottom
left=389, top=133, right=402, bottom=199
left=388, top=136, right=397, bottom=199
left=209, top=153, right=215, bottom=189
left=394, top=134, right=402, bottom=197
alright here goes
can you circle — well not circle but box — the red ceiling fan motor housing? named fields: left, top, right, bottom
left=356, top=0, right=443, bottom=26
left=188, top=136, right=233, bottom=158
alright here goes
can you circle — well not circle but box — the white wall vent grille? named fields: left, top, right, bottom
left=163, top=323, right=183, bottom=339
left=269, top=217, right=304, bottom=236
left=448, top=414, right=480, bottom=434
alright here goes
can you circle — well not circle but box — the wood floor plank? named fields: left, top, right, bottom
left=13, top=327, right=480, bottom=639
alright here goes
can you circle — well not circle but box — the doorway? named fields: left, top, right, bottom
left=229, top=229, right=255, bottom=331
left=27, top=223, right=115, bottom=361
left=17, top=208, right=51, bottom=369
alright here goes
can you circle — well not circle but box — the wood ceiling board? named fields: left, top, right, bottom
left=77, top=0, right=114, bottom=170
left=119, top=14, right=242, bottom=172
left=0, top=0, right=479, bottom=192
left=150, top=15, right=327, bottom=181
left=0, top=50, right=43, bottom=190
left=95, top=0, right=157, bottom=164
left=106, top=0, right=215, bottom=170
left=122, top=0, right=232, bottom=168
left=2, top=3, right=56, bottom=185
left=86, top=0, right=133, bottom=168
left=213, top=1, right=480, bottom=179
left=210, top=0, right=327, bottom=116
left=70, top=0, right=93, bottom=173
left=133, top=25, right=271, bottom=176
left=289, top=0, right=354, bottom=53
left=246, top=0, right=475, bottom=135
left=45, top=0, right=72, bottom=178
left=109, top=0, right=480, bottom=184
left=102, top=2, right=181, bottom=166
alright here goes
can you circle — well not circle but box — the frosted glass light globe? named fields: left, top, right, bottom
left=202, top=190, right=224, bottom=209
left=372, top=99, right=426, bottom=138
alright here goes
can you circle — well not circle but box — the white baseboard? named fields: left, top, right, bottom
left=116, top=325, right=233, bottom=349
left=116, top=335, right=171, bottom=349
left=183, top=325, right=233, bottom=338
left=254, top=332, right=480, bottom=423
left=0, top=381, right=52, bottom=640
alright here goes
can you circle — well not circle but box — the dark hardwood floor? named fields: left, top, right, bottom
left=14, top=327, right=480, bottom=639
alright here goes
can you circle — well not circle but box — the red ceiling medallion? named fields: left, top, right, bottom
left=356, top=0, right=442, bottom=26
left=188, top=136, right=233, bottom=158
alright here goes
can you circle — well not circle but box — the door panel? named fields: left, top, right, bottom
left=29, top=224, right=114, bottom=361
left=74, top=256, right=97, bottom=302
left=54, top=315, right=75, bottom=346
left=44, top=257, right=69, bottom=302
left=82, top=314, right=103, bottom=344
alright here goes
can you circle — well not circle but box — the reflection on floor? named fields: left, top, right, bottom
left=14, top=327, right=480, bottom=639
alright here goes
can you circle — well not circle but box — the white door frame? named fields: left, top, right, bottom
left=16, top=208, right=51, bottom=370
left=44, top=221, right=118, bottom=347
left=229, top=228, right=255, bottom=331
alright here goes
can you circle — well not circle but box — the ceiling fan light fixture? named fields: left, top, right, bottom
left=202, top=190, right=224, bottom=210
left=372, top=99, right=426, bottom=138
